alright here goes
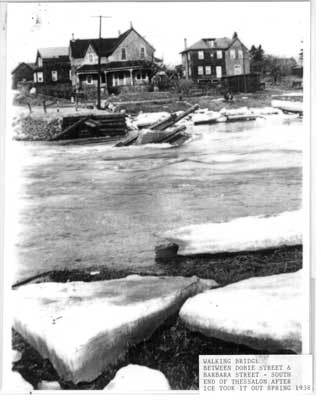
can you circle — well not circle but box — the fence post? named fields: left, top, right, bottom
left=27, top=102, right=32, bottom=114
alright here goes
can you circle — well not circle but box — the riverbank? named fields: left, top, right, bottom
left=113, top=87, right=302, bottom=114
left=11, top=87, right=302, bottom=142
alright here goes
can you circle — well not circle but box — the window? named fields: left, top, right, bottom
left=121, top=48, right=126, bottom=60
left=217, top=50, right=222, bottom=59
left=209, top=40, right=214, bottom=47
left=188, top=67, right=191, bottom=77
left=38, top=57, right=43, bottom=67
left=234, top=65, right=242, bottom=75
left=37, top=72, right=43, bottom=82
left=238, top=50, right=243, bottom=59
left=89, top=54, right=94, bottom=63
left=230, top=49, right=236, bottom=59
left=51, top=70, right=58, bottom=82
left=198, top=66, right=204, bottom=75
left=140, top=47, right=145, bottom=59
left=205, top=66, right=211, bottom=75
left=216, top=66, right=222, bottom=78
left=198, top=51, right=204, bottom=60
left=69, top=70, right=72, bottom=81
left=33, top=72, right=37, bottom=83
left=187, top=53, right=191, bottom=61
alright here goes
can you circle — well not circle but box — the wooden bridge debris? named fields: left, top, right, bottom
left=115, top=104, right=199, bottom=147
left=51, top=113, right=127, bottom=141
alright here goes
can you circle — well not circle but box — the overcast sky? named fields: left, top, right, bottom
left=7, top=1, right=309, bottom=70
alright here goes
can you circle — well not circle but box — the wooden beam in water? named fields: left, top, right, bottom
left=150, top=104, right=199, bottom=131
left=51, top=116, right=89, bottom=141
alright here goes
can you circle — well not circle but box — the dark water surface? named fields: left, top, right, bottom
left=10, top=115, right=303, bottom=283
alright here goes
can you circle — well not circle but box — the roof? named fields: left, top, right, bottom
left=38, top=47, right=69, bottom=59
left=181, top=37, right=236, bottom=53
left=70, top=38, right=119, bottom=58
left=70, top=28, right=133, bottom=58
left=70, top=27, right=155, bottom=59
left=11, top=62, right=36, bottom=74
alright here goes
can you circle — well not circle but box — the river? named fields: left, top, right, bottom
left=7, top=114, right=303, bottom=284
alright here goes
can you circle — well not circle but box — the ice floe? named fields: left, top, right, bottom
left=13, top=275, right=217, bottom=383
left=135, top=112, right=170, bottom=129
left=179, top=269, right=303, bottom=353
left=104, top=364, right=171, bottom=391
left=37, top=381, right=61, bottom=390
left=162, top=210, right=302, bottom=256
left=271, top=100, right=303, bottom=114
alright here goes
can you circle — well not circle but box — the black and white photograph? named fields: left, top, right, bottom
left=0, top=0, right=314, bottom=394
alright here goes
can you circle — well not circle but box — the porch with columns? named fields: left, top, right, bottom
left=75, top=64, right=154, bottom=93
left=105, top=68, right=150, bottom=88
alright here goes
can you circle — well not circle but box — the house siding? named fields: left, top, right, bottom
left=188, top=50, right=226, bottom=81
left=34, top=51, right=71, bottom=86
left=108, top=30, right=154, bottom=62
left=41, top=59, right=71, bottom=84
left=225, top=39, right=250, bottom=76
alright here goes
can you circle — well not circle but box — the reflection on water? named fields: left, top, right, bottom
left=9, top=115, right=303, bottom=283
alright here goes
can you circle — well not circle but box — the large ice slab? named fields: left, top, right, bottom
left=104, top=364, right=171, bottom=391
left=162, top=210, right=302, bottom=256
left=13, top=275, right=217, bottom=384
left=179, top=270, right=304, bottom=353
left=135, top=112, right=170, bottom=129
left=271, top=100, right=303, bottom=114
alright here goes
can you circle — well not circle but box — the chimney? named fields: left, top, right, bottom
left=118, top=30, right=121, bottom=36
left=71, top=33, right=75, bottom=42
left=184, top=38, right=187, bottom=49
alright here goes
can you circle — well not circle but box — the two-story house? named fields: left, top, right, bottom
left=69, top=26, right=157, bottom=93
left=181, top=33, right=250, bottom=83
left=33, top=47, right=71, bottom=86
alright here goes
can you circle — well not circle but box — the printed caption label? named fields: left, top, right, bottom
left=199, top=355, right=312, bottom=393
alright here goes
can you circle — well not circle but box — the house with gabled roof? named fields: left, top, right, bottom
left=181, top=33, right=250, bottom=83
left=69, top=25, right=158, bottom=93
left=11, top=62, right=37, bottom=89
left=33, top=47, right=71, bottom=85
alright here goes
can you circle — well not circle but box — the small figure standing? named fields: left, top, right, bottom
left=224, top=91, right=234, bottom=102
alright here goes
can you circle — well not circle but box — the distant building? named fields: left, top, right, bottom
left=11, top=62, right=36, bottom=89
left=69, top=26, right=158, bottom=93
left=181, top=33, right=250, bottom=83
left=33, top=47, right=71, bottom=85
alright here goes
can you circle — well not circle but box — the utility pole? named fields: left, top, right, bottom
left=91, top=15, right=111, bottom=109
left=242, top=46, right=247, bottom=93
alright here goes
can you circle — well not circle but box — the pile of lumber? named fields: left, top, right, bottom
left=52, top=113, right=127, bottom=141
left=13, top=114, right=62, bottom=141
left=12, top=112, right=128, bottom=142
